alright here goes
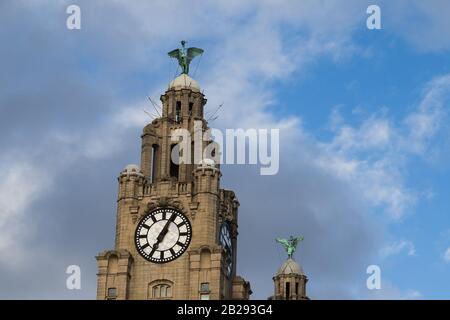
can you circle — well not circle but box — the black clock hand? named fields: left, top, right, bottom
left=154, top=212, right=176, bottom=246
left=156, top=220, right=171, bottom=242
left=152, top=230, right=166, bottom=249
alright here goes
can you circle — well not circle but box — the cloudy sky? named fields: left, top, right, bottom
left=1, top=0, right=450, bottom=299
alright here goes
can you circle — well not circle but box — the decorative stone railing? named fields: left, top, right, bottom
left=143, top=181, right=192, bottom=196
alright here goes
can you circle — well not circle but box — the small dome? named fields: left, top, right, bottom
left=169, top=74, right=200, bottom=92
left=120, top=164, right=143, bottom=176
left=198, top=158, right=216, bottom=167
left=276, top=258, right=304, bottom=276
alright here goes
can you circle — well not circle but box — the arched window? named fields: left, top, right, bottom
left=175, top=101, right=181, bottom=123
left=150, top=144, right=159, bottom=183
left=170, top=144, right=180, bottom=179
left=285, top=282, right=290, bottom=300
left=148, top=280, right=173, bottom=300
left=151, top=284, right=172, bottom=299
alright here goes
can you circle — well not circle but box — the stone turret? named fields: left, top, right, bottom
left=269, top=258, right=309, bottom=300
left=117, top=164, right=145, bottom=201
left=194, top=159, right=221, bottom=194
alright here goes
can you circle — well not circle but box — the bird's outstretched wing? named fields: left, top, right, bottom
left=291, top=236, right=303, bottom=247
left=186, top=47, right=204, bottom=63
left=295, top=236, right=304, bottom=243
left=276, top=238, right=290, bottom=250
left=168, top=48, right=181, bottom=59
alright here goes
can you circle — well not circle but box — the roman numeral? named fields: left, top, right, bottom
left=142, top=224, right=150, bottom=230
left=176, top=241, right=184, bottom=247
left=169, top=213, right=176, bottom=222
left=139, top=234, right=147, bottom=239
left=179, top=232, right=188, bottom=236
left=177, top=221, right=186, bottom=228
left=160, top=251, right=164, bottom=259
left=150, top=215, right=157, bottom=223
left=141, top=243, right=149, bottom=250
left=169, top=248, right=176, bottom=256
left=149, top=247, right=156, bottom=257
left=162, top=211, right=166, bottom=220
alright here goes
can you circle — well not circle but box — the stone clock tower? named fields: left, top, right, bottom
left=96, top=69, right=251, bottom=300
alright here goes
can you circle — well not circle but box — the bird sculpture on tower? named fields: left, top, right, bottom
left=168, top=40, right=204, bottom=75
left=276, top=235, right=304, bottom=259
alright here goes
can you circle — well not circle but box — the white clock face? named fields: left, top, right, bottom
left=135, top=208, right=192, bottom=263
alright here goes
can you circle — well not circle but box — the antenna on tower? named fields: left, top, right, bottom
left=208, top=116, right=219, bottom=123
left=191, top=51, right=203, bottom=79
left=147, top=96, right=162, bottom=118
left=206, top=103, right=224, bottom=122
left=143, top=109, right=157, bottom=120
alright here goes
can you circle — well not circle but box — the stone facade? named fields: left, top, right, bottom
left=96, top=74, right=251, bottom=300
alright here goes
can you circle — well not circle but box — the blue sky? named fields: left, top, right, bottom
left=280, top=19, right=450, bottom=297
left=1, top=0, right=450, bottom=299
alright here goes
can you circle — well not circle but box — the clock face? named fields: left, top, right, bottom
left=220, top=222, right=233, bottom=277
left=135, top=208, right=192, bottom=263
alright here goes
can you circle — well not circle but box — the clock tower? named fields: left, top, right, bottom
left=95, top=69, right=251, bottom=300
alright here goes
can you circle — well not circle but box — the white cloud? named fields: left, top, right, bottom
left=330, top=116, right=392, bottom=152
left=316, top=128, right=415, bottom=219
left=113, top=104, right=154, bottom=129
left=380, top=240, right=416, bottom=258
left=405, top=290, right=423, bottom=299
left=404, top=74, right=450, bottom=155
left=443, top=248, right=450, bottom=263
left=363, top=280, right=422, bottom=300
left=312, top=73, right=450, bottom=220
left=82, top=104, right=151, bottom=160
left=0, top=161, right=51, bottom=268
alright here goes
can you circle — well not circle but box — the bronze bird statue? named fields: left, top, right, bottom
left=168, top=40, right=204, bottom=75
